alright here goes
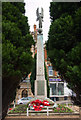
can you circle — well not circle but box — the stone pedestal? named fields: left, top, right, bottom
left=35, top=33, right=47, bottom=98
left=35, top=80, right=47, bottom=97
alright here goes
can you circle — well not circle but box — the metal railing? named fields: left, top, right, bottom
left=27, top=106, right=51, bottom=116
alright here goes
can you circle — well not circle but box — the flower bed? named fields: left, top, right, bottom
left=53, top=104, right=73, bottom=113
left=8, top=97, right=73, bottom=114
left=8, top=103, right=73, bottom=114
left=9, top=105, right=27, bottom=113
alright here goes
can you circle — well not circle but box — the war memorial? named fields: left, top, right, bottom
left=35, top=8, right=47, bottom=98
left=5, top=8, right=80, bottom=120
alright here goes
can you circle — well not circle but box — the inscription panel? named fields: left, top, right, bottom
left=37, top=81, right=45, bottom=95
left=37, top=34, right=44, bottom=75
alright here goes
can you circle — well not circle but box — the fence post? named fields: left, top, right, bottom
left=27, top=107, right=29, bottom=116
left=47, top=106, right=49, bottom=116
left=66, top=103, right=68, bottom=107
left=14, top=100, right=15, bottom=108
left=79, top=107, right=81, bottom=119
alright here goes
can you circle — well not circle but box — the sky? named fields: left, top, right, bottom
left=24, top=0, right=52, bottom=43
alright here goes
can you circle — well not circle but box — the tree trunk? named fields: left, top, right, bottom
left=2, top=76, right=20, bottom=119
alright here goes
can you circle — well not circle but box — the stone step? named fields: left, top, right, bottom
left=29, top=112, right=80, bottom=116
left=8, top=112, right=79, bottom=116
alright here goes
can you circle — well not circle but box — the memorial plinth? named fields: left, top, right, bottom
left=35, top=32, right=47, bottom=98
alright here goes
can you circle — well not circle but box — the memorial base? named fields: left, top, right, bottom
left=35, top=79, right=47, bottom=98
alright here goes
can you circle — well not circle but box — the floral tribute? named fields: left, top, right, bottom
left=9, top=108, right=13, bottom=111
left=28, top=99, right=50, bottom=111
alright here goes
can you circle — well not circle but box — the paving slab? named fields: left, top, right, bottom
left=4, top=115, right=80, bottom=120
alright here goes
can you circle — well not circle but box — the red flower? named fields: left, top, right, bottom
left=31, top=100, right=36, bottom=104
left=42, top=100, right=50, bottom=106
left=9, top=108, right=12, bottom=110
left=33, top=105, right=42, bottom=111
left=30, top=99, right=50, bottom=111
left=43, top=100, right=49, bottom=103
left=31, top=99, right=42, bottom=106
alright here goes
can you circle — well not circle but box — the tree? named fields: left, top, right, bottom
left=44, top=62, right=50, bottom=98
left=30, top=54, right=36, bottom=95
left=2, top=2, right=34, bottom=119
left=50, top=2, right=81, bottom=21
left=47, top=2, right=81, bottom=104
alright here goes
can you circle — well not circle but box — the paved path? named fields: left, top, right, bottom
left=4, top=118, right=80, bottom=120
left=4, top=115, right=80, bottom=120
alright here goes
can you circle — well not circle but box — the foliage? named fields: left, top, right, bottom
left=30, top=54, right=36, bottom=95
left=47, top=2, right=81, bottom=104
left=44, top=62, right=50, bottom=98
left=50, top=2, right=81, bottom=21
left=2, top=2, right=34, bottom=119
left=53, top=104, right=73, bottom=113
left=9, top=105, right=27, bottom=114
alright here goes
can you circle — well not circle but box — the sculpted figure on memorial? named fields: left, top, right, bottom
left=36, top=7, right=44, bottom=28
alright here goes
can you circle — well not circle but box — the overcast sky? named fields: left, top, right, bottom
left=24, top=0, right=52, bottom=43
